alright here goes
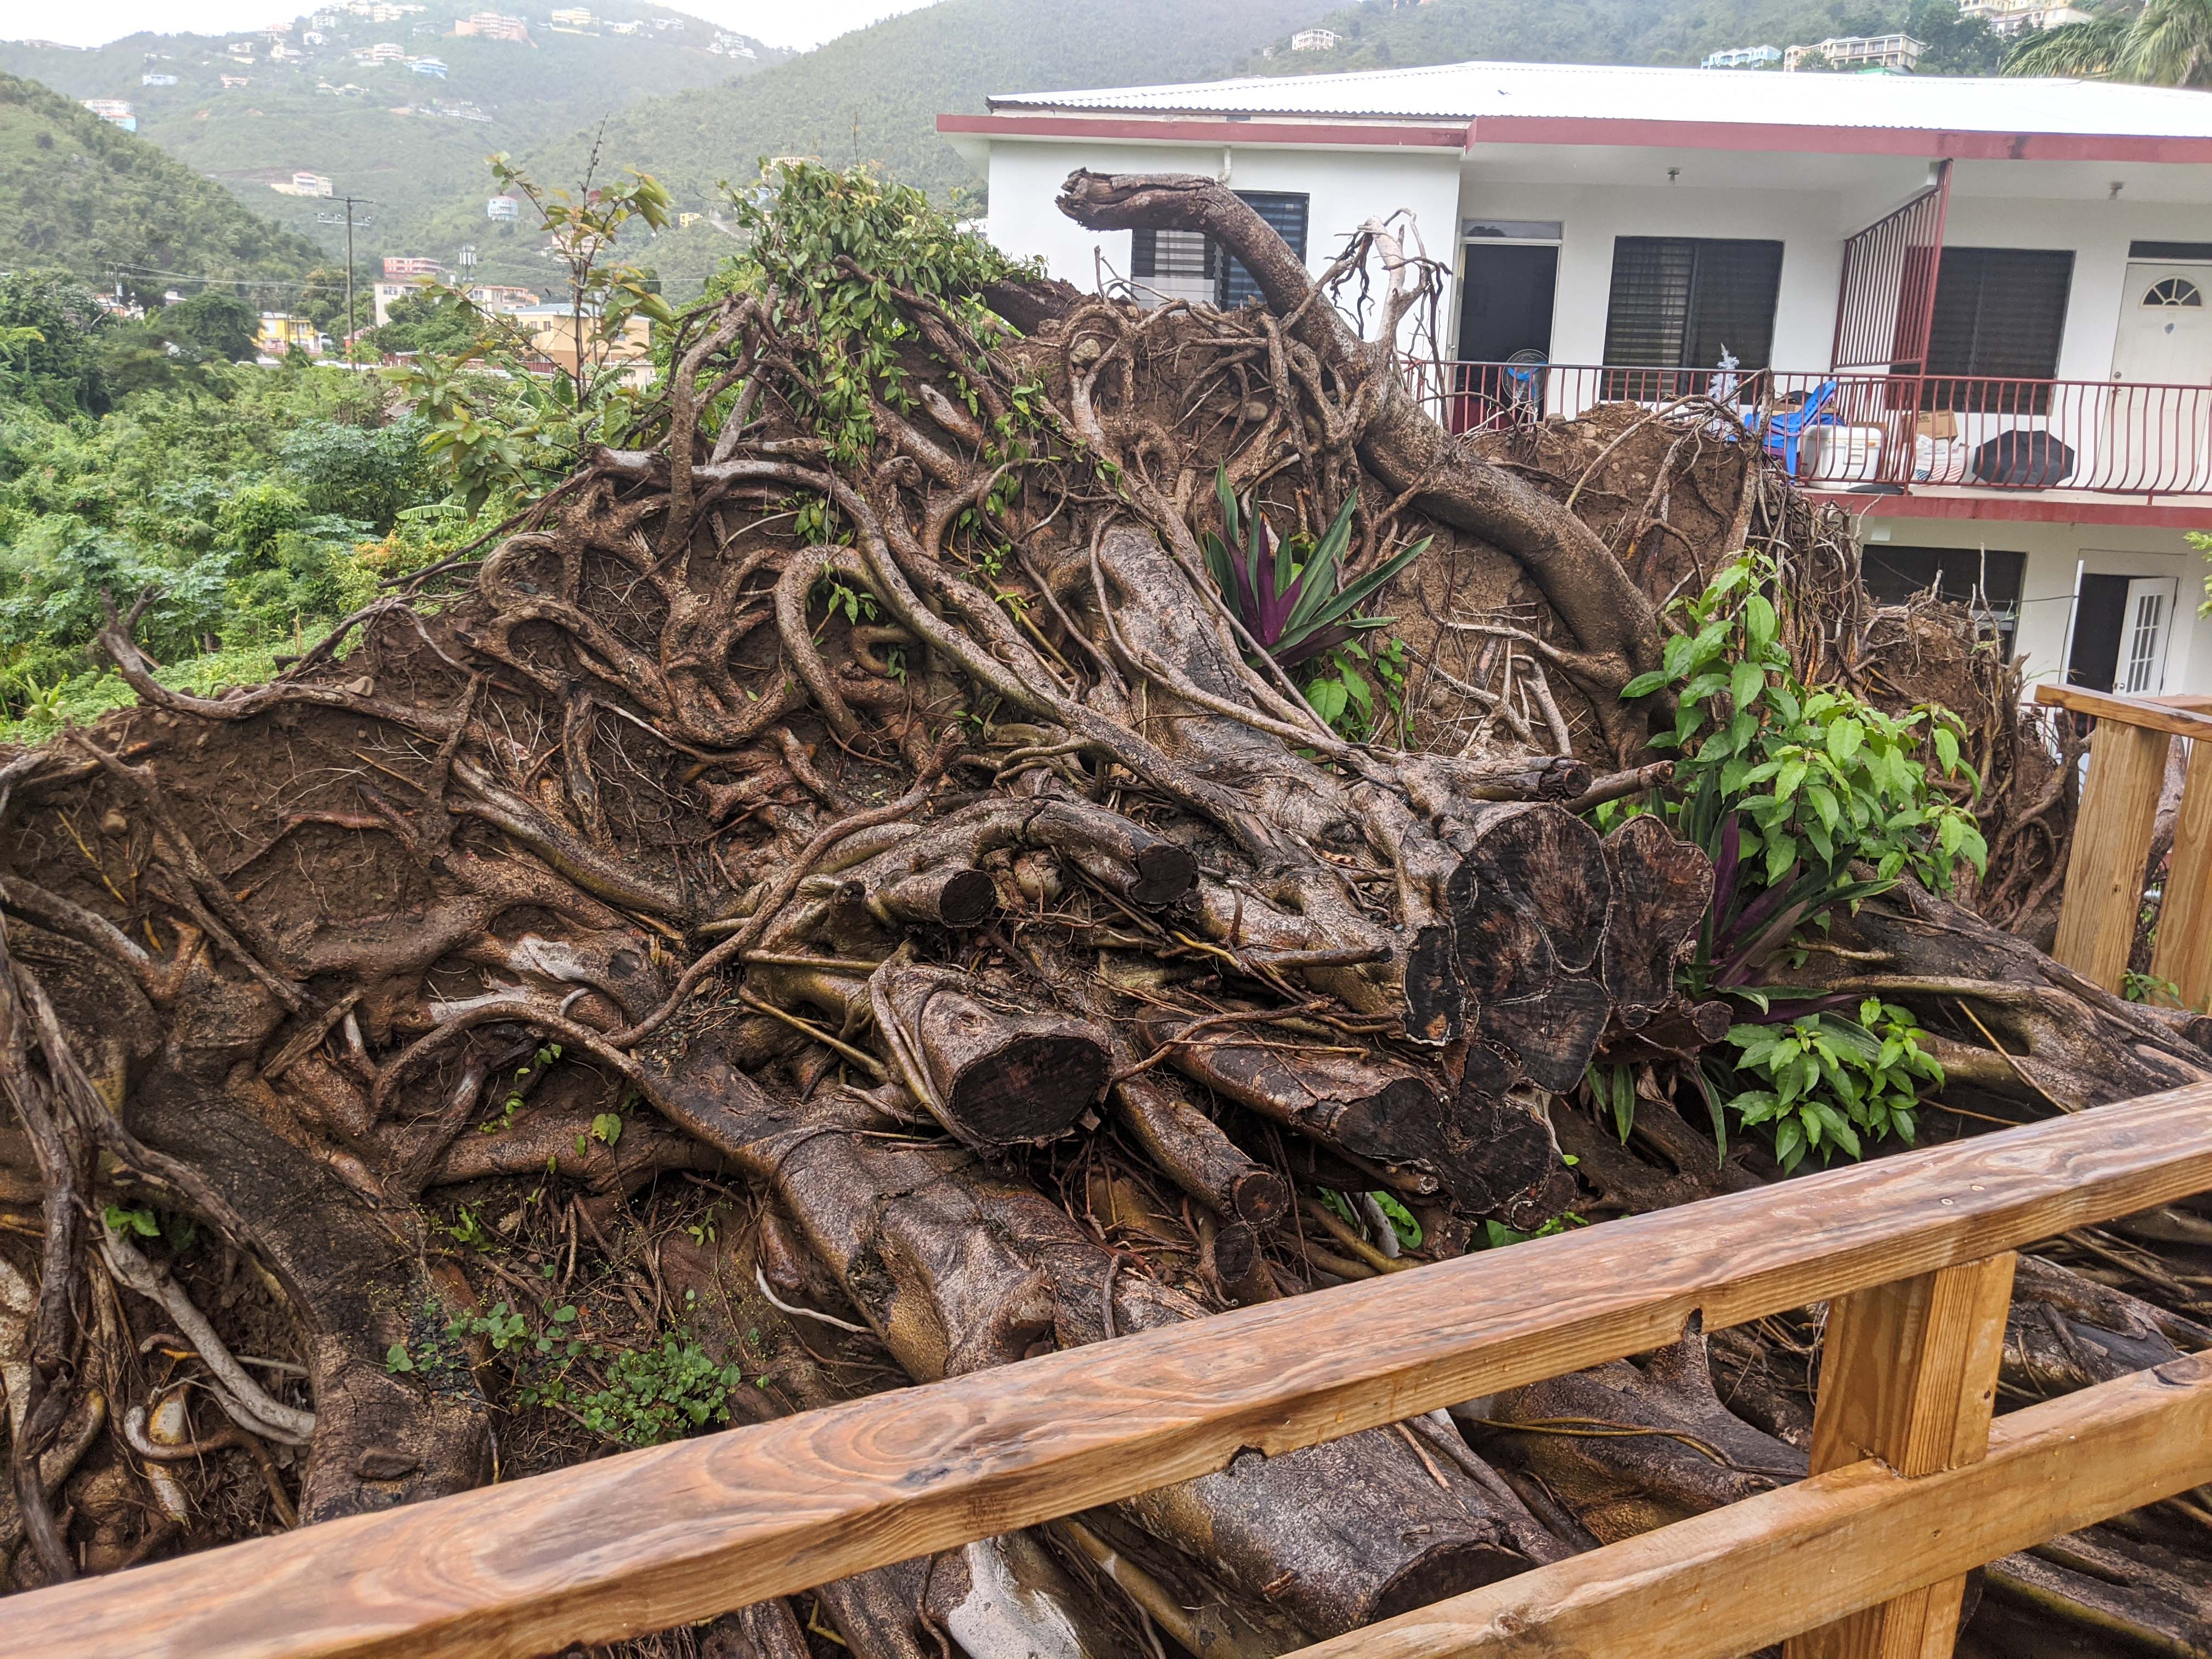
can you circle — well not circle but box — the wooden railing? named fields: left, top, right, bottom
left=9, top=1084, right=2212, bottom=1658
left=2036, top=682, right=2212, bottom=1009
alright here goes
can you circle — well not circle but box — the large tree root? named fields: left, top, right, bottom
left=0, top=166, right=2202, bottom=1659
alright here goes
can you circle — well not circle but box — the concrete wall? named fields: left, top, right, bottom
left=1859, top=512, right=2212, bottom=695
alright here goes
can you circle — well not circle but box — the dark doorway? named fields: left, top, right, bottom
left=2067, top=573, right=2130, bottom=692
left=1457, top=242, right=1558, bottom=363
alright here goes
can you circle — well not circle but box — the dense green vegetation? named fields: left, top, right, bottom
left=1229, top=0, right=2008, bottom=77
left=0, top=0, right=778, bottom=291
left=0, top=71, right=326, bottom=289
left=0, top=270, right=462, bottom=740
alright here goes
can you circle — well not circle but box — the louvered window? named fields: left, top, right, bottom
left=1128, top=193, right=1308, bottom=309
left=1220, top=192, right=1308, bottom=308
left=1130, top=228, right=1214, bottom=283
left=1925, top=247, right=2073, bottom=413
left=1601, top=237, right=1784, bottom=398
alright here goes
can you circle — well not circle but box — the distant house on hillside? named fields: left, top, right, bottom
left=466, top=284, right=539, bottom=312
left=453, top=12, right=528, bottom=42
left=486, top=194, right=521, bottom=220
left=218, top=75, right=250, bottom=88
left=358, top=42, right=404, bottom=63
left=1291, top=29, right=1341, bottom=52
left=383, top=256, right=442, bottom=279
left=1701, top=44, right=1782, bottom=69
left=80, top=99, right=137, bottom=131
left=142, top=72, right=178, bottom=86
left=709, top=33, right=756, bottom=57
left=1959, top=0, right=2092, bottom=35
left=949, top=57, right=2212, bottom=697
left=1785, top=34, right=1925, bottom=71
left=549, top=8, right=597, bottom=33
left=411, top=57, right=448, bottom=77
left=271, top=171, right=335, bottom=196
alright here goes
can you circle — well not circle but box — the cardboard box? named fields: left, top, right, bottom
left=1916, top=410, right=1959, bottom=442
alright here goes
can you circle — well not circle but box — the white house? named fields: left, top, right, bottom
left=943, top=60, right=2212, bottom=698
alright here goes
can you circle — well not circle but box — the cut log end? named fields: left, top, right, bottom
left=947, top=1032, right=1108, bottom=1146
left=1127, top=842, right=1199, bottom=907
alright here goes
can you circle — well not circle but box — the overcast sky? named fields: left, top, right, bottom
left=0, top=0, right=931, bottom=51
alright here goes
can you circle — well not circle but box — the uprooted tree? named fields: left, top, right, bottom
left=2, top=165, right=2210, bottom=1657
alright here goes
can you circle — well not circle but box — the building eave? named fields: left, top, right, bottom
left=940, top=110, right=2212, bottom=167
left=1813, top=490, right=2212, bottom=529
left=935, top=113, right=1471, bottom=154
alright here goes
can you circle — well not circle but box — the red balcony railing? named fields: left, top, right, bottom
left=1404, top=361, right=2212, bottom=499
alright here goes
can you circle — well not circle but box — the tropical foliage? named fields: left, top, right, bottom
left=1605, top=552, right=1985, bottom=1170
left=2004, top=0, right=2212, bottom=85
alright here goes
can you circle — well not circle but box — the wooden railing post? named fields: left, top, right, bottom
left=2051, top=718, right=2171, bottom=991
left=2033, top=684, right=2212, bottom=997
left=2148, top=735, right=2212, bottom=1012
left=1785, top=1252, right=2016, bottom=1659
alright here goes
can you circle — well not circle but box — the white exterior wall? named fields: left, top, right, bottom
left=974, top=132, right=2212, bottom=696
left=1861, top=514, right=2212, bottom=696
left=1447, top=173, right=1852, bottom=369
left=984, top=139, right=1464, bottom=335
left=1926, top=194, right=2212, bottom=383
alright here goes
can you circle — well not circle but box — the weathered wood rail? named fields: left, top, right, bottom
left=10, top=1082, right=2212, bottom=1659
left=2036, top=681, right=2212, bottom=1008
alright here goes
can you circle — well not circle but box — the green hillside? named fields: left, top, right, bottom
left=498, top=0, right=1322, bottom=290
left=0, top=70, right=324, bottom=289
left=1227, top=0, right=2006, bottom=78
left=0, top=0, right=783, bottom=281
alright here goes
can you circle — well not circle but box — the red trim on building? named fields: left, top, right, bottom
left=1810, top=491, right=2212, bottom=529
left=937, top=114, right=1468, bottom=149
left=940, top=110, right=2212, bottom=165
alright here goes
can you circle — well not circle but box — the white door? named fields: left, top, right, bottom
left=2120, top=576, right=2180, bottom=695
left=2108, top=264, right=2212, bottom=491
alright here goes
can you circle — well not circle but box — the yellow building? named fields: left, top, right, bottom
left=510, top=306, right=653, bottom=385
left=255, top=313, right=323, bottom=357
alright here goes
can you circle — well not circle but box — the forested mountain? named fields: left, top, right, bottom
left=503, top=0, right=1323, bottom=290
left=2, top=0, right=2017, bottom=303
left=0, top=71, right=324, bottom=290
left=1227, top=0, right=2008, bottom=80
left=0, top=0, right=781, bottom=281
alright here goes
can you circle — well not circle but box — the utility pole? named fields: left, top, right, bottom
left=317, top=194, right=376, bottom=364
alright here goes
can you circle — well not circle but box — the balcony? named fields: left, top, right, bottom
left=1406, top=361, right=2212, bottom=516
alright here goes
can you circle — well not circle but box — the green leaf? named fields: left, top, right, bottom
left=1744, top=593, right=1778, bottom=653
left=590, top=1113, right=625, bottom=1148
left=1621, top=670, right=1671, bottom=699
left=1826, top=716, right=1865, bottom=764
left=1730, top=659, right=1765, bottom=711
left=1932, top=725, right=1960, bottom=775
left=385, top=1342, right=414, bottom=1374
left=104, top=1205, right=160, bottom=1239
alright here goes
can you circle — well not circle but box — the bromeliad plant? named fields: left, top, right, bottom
left=1203, top=472, right=1427, bottom=741
left=1606, top=551, right=1985, bottom=1170
left=1203, top=472, right=1428, bottom=670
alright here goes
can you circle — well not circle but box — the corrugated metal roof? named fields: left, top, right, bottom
left=987, top=59, right=2212, bottom=139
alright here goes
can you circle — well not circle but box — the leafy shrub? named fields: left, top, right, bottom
left=1607, top=552, right=1984, bottom=1168
left=1615, top=551, right=1986, bottom=989
left=1720, top=1000, right=1944, bottom=1172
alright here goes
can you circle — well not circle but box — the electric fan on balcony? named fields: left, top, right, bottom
left=1503, top=349, right=1549, bottom=419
